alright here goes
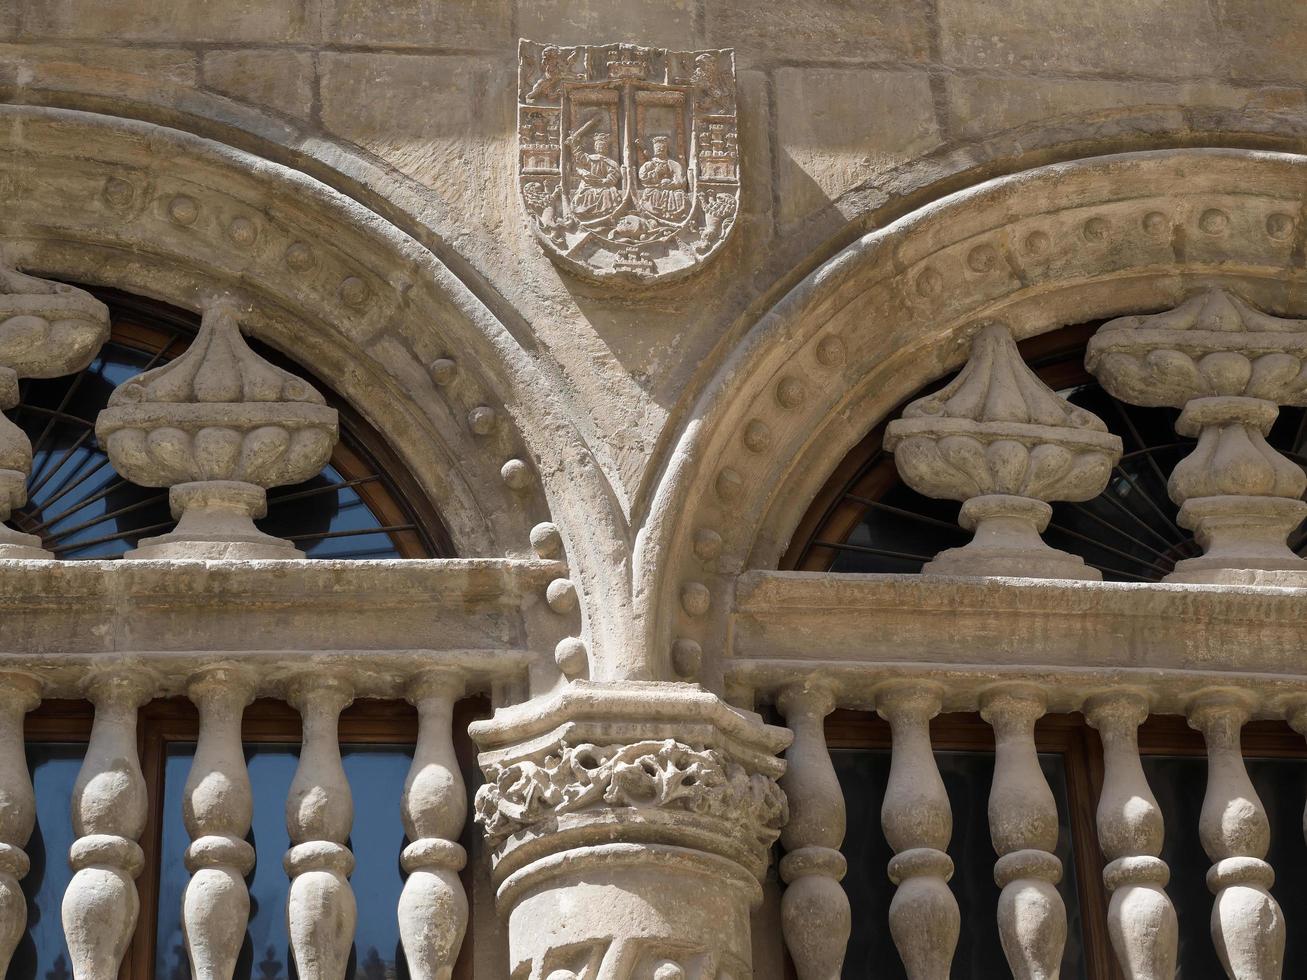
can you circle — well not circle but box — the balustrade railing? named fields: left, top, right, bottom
left=764, top=668, right=1307, bottom=980
left=0, top=665, right=477, bottom=980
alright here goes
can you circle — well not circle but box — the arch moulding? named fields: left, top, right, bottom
left=638, top=147, right=1307, bottom=688
left=0, top=104, right=648, bottom=680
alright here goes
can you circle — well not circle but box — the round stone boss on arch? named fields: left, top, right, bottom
left=0, top=103, right=576, bottom=566
left=638, top=147, right=1307, bottom=688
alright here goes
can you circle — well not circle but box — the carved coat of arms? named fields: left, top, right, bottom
left=518, top=39, right=739, bottom=284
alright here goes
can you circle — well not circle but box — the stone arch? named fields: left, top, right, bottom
left=637, top=147, right=1307, bottom=687
left=0, top=104, right=636, bottom=677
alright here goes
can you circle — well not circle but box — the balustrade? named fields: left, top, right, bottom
left=398, top=670, right=469, bottom=980
left=0, top=672, right=41, bottom=977
left=62, top=668, right=153, bottom=980
left=285, top=674, right=357, bottom=980
left=182, top=666, right=257, bottom=980
left=777, top=683, right=850, bottom=980
left=981, top=685, right=1067, bottom=980
left=1189, top=690, right=1284, bottom=979
left=1085, top=691, right=1177, bottom=979
left=877, top=681, right=959, bottom=980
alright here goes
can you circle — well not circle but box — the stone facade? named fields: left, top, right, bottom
left=4, top=1, right=1307, bottom=978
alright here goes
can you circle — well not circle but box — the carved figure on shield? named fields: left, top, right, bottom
left=638, top=136, right=688, bottom=219
left=568, top=130, right=623, bottom=218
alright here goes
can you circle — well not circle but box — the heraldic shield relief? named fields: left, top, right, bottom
left=518, top=39, right=739, bottom=284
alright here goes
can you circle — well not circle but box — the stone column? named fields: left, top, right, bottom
left=0, top=672, right=41, bottom=977
left=285, top=674, right=355, bottom=980
left=776, top=683, right=849, bottom=980
left=0, top=261, right=110, bottom=557
left=399, top=670, right=468, bottom=980
left=1188, top=690, right=1284, bottom=979
left=981, top=685, right=1066, bottom=980
left=1085, top=691, right=1177, bottom=979
left=182, top=666, right=257, bottom=980
left=471, top=681, right=789, bottom=980
left=62, top=669, right=154, bottom=980
left=878, top=682, right=958, bottom=980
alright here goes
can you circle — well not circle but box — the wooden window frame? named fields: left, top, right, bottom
left=24, top=696, right=487, bottom=980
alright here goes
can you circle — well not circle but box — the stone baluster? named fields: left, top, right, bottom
left=884, top=322, right=1122, bottom=580
left=95, top=300, right=338, bottom=559
left=0, top=672, right=41, bottom=976
left=0, top=261, right=110, bottom=557
left=62, top=669, right=154, bottom=980
left=1188, top=691, right=1284, bottom=979
left=877, top=682, right=959, bottom=979
left=399, top=670, right=468, bottom=980
left=776, top=683, right=850, bottom=980
left=1087, top=289, right=1307, bottom=584
left=285, top=674, right=356, bottom=980
left=182, top=666, right=257, bottom=980
left=981, top=685, right=1066, bottom=980
left=1288, top=702, right=1307, bottom=881
left=1084, top=692, right=1177, bottom=979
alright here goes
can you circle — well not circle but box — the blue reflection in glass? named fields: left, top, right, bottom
left=155, top=743, right=414, bottom=980
left=14, top=745, right=82, bottom=980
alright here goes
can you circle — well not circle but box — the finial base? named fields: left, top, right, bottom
left=923, top=495, right=1101, bottom=581
left=0, top=524, right=52, bottom=559
left=126, top=480, right=300, bottom=561
left=1166, top=495, right=1307, bottom=585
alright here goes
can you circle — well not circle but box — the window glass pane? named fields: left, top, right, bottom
left=832, top=747, right=1086, bottom=979
left=14, top=744, right=83, bottom=980
left=155, top=742, right=414, bottom=980
left=1144, top=754, right=1307, bottom=978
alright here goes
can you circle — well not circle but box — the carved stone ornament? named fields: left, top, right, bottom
left=470, top=681, right=789, bottom=980
left=518, top=39, right=739, bottom=283
left=95, top=301, right=338, bottom=559
left=885, top=323, right=1122, bottom=580
left=1087, top=289, right=1307, bottom=584
left=475, top=737, right=787, bottom=852
left=0, top=261, right=110, bottom=558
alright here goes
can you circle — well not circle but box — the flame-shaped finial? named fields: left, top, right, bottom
left=109, top=303, right=323, bottom=408
left=905, top=324, right=1104, bottom=430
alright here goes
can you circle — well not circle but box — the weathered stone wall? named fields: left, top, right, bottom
left=4, top=0, right=1305, bottom=518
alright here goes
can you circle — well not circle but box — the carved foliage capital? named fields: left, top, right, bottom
left=474, top=736, right=787, bottom=857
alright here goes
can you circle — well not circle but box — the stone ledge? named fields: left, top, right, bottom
left=0, top=557, right=562, bottom=662
left=733, top=570, right=1307, bottom=680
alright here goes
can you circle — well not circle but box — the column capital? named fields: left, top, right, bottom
left=471, top=680, right=790, bottom=980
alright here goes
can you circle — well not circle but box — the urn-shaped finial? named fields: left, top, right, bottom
left=885, top=323, right=1122, bottom=580
left=0, top=261, right=111, bottom=558
left=95, top=301, right=338, bottom=559
left=1087, top=289, right=1307, bottom=584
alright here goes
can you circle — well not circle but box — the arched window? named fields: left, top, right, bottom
left=9, top=289, right=452, bottom=560
left=778, top=317, right=1307, bottom=978
left=785, top=322, right=1307, bottom=580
